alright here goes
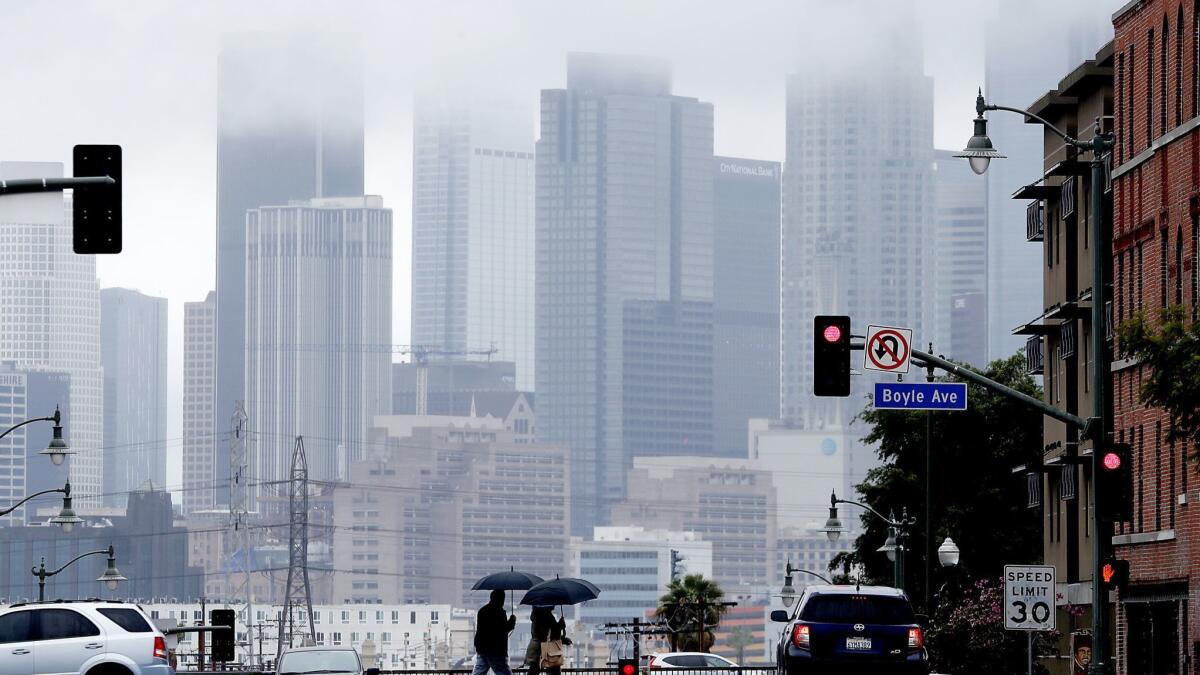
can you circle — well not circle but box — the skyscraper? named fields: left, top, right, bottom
left=0, top=162, right=103, bottom=507
left=932, top=149, right=988, bottom=368
left=182, top=291, right=216, bottom=515
left=244, top=196, right=392, bottom=496
left=100, top=288, right=168, bottom=504
left=214, top=33, right=364, bottom=504
left=983, top=3, right=1110, bottom=361
left=537, top=53, right=714, bottom=533
left=411, top=94, right=535, bottom=388
left=780, top=23, right=934, bottom=431
left=712, top=157, right=780, bottom=456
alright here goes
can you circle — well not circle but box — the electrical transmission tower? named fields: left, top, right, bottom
left=278, top=436, right=315, bottom=657
left=224, top=402, right=254, bottom=667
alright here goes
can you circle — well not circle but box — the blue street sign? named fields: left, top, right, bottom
left=873, top=382, right=968, bottom=411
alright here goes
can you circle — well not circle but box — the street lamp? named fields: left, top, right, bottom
left=937, top=537, right=961, bottom=569
left=0, top=406, right=73, bottom=466
left=0, top=481, right=80, bottom=531
left=820, top=491, right=917, bottom=591
left=32, top=543, right=124, bottom=601
left=955, top=90, right=1007, bottom=175
left=960, top=88, right=1114, bottom=675
left=780, top=558, right=832, bottom=607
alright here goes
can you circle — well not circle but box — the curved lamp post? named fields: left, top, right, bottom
left=32, top=544, right=125, bottom=601
left=819, top=490, right=917, bottom=592
left=780, top=558, right=832, bottom=607
left=0, top=406, right=73, bottom=466
left=958, top=88, right=1114, bottom=675
left=0, top=482, right=83, bottom=532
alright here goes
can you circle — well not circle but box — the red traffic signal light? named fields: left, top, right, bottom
left=822, top=324, right=843, bottom=343
left=1095, top=443, right=1133, bottom=522
left=618, top=658, right=638, bottom=675
left=1102, top=451, right=1122, bottom=470
left=814, top=315, right=851, bottom=397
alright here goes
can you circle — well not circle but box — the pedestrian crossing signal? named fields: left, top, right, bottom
left=1099, top=558, right=1129, bottom=591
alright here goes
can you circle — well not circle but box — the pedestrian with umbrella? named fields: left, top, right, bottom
left=472, top=589, right=517, bottom=675
left=471, top=567, right=545, bottom=614
left=520, top=577, right=601, bottom=675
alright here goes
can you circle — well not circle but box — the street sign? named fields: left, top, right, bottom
left=1004, top=565, right=1056, bottom=631
left=873, top=382, right=968, bottom=410
left=863, top=325, right=912, bottom=374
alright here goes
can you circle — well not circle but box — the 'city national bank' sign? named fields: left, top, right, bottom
left=719, top=161, right=776, bottom=179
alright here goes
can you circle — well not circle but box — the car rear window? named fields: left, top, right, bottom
left=799, top=594, right=916, bottom=624
left=98, top=608, right=153, bottom=633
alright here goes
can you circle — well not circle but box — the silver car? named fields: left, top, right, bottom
left=0, top=600, right=172, bottom=675
left=276, top=646, right=380, bottom=675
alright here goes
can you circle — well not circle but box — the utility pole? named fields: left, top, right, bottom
left=224, top=403, right=253, bottom=667
left=199, top=596, right=206, bottom=672
left=277, top=436, right=315, bottom=657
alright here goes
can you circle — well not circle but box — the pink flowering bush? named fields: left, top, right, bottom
left=928, top=578, right=1052, bottom=675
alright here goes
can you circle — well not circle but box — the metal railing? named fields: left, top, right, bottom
left=1026, top=201, right=1044, bottom=242
left=177, top=668, right=779, bottom=675
left=1025, top=336, right=1045, bottom=375
left=1061, top=175, right=1077, bottom=218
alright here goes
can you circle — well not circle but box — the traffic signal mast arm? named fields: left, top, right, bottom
left=0, top=176, right=115, bottom=195
left=851, top=337, right=1089, bottom=433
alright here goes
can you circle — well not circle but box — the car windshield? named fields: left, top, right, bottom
left=277, top=650, right=360, bottom=674
left=800, top=594, right=916, bottom=624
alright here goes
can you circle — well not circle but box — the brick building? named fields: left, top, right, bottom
left=1112, top=0, right=1200, bottom=672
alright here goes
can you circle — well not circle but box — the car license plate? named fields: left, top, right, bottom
left=845, top=637, right=872, bottom=650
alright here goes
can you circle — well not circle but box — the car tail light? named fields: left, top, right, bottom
left=907, top=627, right=924, bottom=649
left=153, top=635, right=168, bottom=660
left=791, top=623, right=811, bottom=650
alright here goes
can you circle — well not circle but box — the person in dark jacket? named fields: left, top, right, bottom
left=473, top=589, right=517, bottom=675
left=523, top=606, right=571, bottom=675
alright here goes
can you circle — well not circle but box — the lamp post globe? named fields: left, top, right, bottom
left=821, top=513, right=844, bottom=543
left=877, top=530, right=899, bottom=563
left=96, top=547, right=126, bottom=592
left=937, top=537, right=961, bottom=568
left=954, top=90, right=1006, bottom=175
left=40, top=419, right=72, bottom=466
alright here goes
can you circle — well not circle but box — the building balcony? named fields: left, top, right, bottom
left=1061, top=175, right=1077, bottom=218
left=1059, top=320, right=1077, bottom=359
left=1025, top=336, right=1044, bottom=375
left=1026, top=201, right=1044, bottom=242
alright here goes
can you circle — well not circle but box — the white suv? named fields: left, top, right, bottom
left=0, top=600, right=173, bottom=675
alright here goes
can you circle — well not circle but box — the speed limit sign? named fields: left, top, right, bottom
left=1004, top=565, right=1056, bottom=631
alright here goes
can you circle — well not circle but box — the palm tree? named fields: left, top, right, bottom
left=655, top=574, right=727, bottom=653
left=726, top=626, right=755, bottom=664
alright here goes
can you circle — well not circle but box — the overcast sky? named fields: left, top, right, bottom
left=0, top=0, right=1113, bottom=488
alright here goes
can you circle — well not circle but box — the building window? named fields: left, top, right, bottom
left=1162, top=15, right=1170, bottom=133
left=1162, top=227, right=1170, bottom=308
left=1117, top=252, right=1125, bottom=323
left=1118, top=51, right=1126, bottom=161
left=1149, top=28, right=1156, bottom=145
left=1177, top=227, right=1184, bottom=304
left=1178, top=6, right=1185, bottom=126
left=1195, top=0, right=1200, bottom=117
left=1193, top=213, right=1199, bottom=320
left=1130, top=44, right=1137, bottom=155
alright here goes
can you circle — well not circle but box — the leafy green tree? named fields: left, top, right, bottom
left=655, top=574, right=727, bottom=652
left=725, top=626, right=754, bottom=664
left=929, top=578, right=1052, bottom=675
left=830, top=354, right=1043, bottom=614
left=1118, top=306, right=1200, bottom=455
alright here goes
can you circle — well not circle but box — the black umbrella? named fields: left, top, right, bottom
left=472, top=567, right=545, bottom=612
left=520, top=577, right=601, bottom=607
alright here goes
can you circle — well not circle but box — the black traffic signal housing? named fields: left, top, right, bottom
left=814, top=315, right=851, bottom=397
left=210, top=608, right=235, bottom=663
left=1099, top=557, right=1130, bottom=593
left=72, top=144, right=122, bottom=254
left=1095, top=443, right=1134, bottom=523
left=618, top=658, right=638, bottom=675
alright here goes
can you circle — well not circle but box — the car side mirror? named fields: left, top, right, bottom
left=914, top=613, right=929, bottom=628
left=366, top=668, right=381, bottom=675
left=770, top=610, right=790, bottom=623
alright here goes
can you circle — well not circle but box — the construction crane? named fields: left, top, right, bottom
left=395, top=344, right=498, bottom=415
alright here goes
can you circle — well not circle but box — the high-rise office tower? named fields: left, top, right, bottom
left=983, top=3, right=1110, bottom=361
left=244, top=197, right=392, bottom=497
left=537, top=53, right=715, bottom=533
left=411, top=94, right=535, bottom=388
left=0, top=162, right=103, bottom=507
left=182, top=291, right=216, bottom=515
left=100, top=288, right=168, bottom=504
left=932, top=150, right=988, bottom=368
left=780, top=22, right=934, bottom=432
left=214, top=33, right=364, bottom=504
left=712, top=157, right=780, bottom=456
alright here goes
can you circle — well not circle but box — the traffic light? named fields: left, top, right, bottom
left=814, top=315, right=851, bottom=397
left=670, top=549, right=685, bottom=581
left=1095, top=443, right=1133, bottom=522
left=210, top=608, right=235, bottom=663
left=1099, top=557, right=1130, bottom=592
left=72, top=144, right=122, bottom=254
left=617, top=658, right=638, bottom=675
